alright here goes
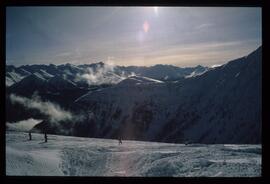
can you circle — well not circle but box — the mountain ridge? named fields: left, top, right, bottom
left=6, top=46, right=262, bottom=144
left=71, top=46, right=261, bottom=143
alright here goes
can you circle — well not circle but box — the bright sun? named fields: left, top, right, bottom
left=154, top=7, right=159, bottom=14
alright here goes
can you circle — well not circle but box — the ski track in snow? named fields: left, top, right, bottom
left=6, top=131, right=261, bottom=177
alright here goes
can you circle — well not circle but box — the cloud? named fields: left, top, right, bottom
left=76, top=61, right=133, bottom=85
left=9, top=93, right=74, bottom=123
left=6, top=118, right=42, bottom=132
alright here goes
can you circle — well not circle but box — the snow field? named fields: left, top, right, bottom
left=6, top=131, right=261, bottom=176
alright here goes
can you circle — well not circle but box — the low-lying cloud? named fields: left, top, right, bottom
left=9, top=93, right=73, bottom=123
left=76, top=62, right=134, bottom=85
left=6, top=118, right=42, bottom=132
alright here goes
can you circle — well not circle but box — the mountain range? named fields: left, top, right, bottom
left=6, top=46, right=261, bottom=144
left=6, top=62, right=208, bottom=87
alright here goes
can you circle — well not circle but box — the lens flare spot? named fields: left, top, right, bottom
left=143, top=21, right=150, bottom=33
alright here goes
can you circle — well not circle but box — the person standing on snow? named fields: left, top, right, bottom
left=28, top=131, right=32, bottom=141
left=118, top=135, right=122, bottom=145
left=44, top=132, right=48, bottom=142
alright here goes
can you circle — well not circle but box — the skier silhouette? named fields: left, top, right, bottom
left=28, top=131, right=32, bottom=141
left=118, top=135, right=122, bottom=145
left=44, top=132, right=48, bottom=142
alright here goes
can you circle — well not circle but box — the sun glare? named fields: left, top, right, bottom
left=154, top=7, right=159, bottom=14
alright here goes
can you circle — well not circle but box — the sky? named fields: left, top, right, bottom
left=6, top=7, right=261, bottom=67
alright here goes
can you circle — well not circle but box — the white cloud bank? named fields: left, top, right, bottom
left=7, top=118, right=42, bottom=132
left=76, top=62, right=134, bottom=85
left=9, top=94, right=73, bottom=123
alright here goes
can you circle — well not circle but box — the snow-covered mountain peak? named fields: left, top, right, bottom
left=29, top=73, right=47, bottom=82
left=32, top=72, right=48, bottom=81
left=39, top=69, right=54, bottom=75
left=36, top=69, right=54, bottom=79
left=47, top=76, right=77, bottom=89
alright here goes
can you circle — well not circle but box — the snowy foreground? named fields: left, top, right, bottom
left=6, top=131, right=261, bottom=177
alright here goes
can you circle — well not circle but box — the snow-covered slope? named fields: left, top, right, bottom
left=117, top=75, right=164, bottom=86
left=6, top=131, right=261, bottom=176
left=6, top=72, right=26, bottom=87
left=8, top=74, right=50, bottom=95
left=8, top=72, right=79, bottom=95
left=6, top=65, right=31, bottom=86
left=47, top=76, right=77, bottom=90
